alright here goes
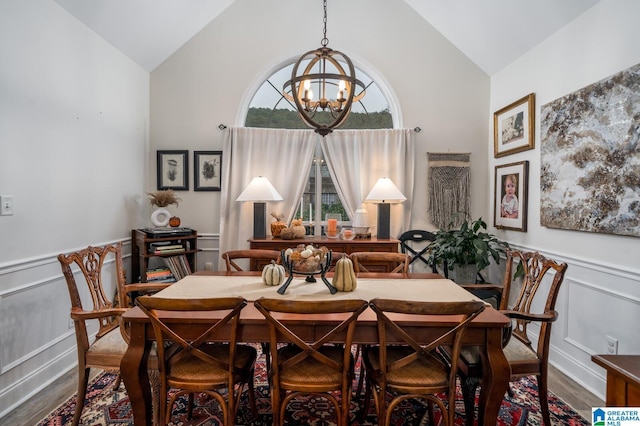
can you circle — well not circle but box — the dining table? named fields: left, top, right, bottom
left=120, top=271, right=510, bottom=426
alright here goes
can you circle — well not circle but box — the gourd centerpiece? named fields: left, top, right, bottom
left=278, top=245, right=336, bottom=294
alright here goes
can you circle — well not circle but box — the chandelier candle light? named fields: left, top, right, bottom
left=283, top=0, right=366, bottom=136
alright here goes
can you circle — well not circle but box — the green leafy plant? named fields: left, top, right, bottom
left=428, top=216, right=509, bottom=272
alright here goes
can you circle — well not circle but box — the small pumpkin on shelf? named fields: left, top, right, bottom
left=280, top=227, right=297, bottom=240
left=270, top=212, right=287, bottom=238
left=262, top=260, right=285, bottom=286
left=332, top=256, right=357, bottom=292
left=290, top=218, right=306, bottom=238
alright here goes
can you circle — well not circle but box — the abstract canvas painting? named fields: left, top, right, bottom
left=540, top=62, right=640, bottom=237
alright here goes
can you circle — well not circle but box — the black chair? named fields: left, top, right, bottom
left=398, top=230, right=436, bottom=271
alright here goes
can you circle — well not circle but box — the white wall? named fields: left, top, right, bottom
left=4, top=0, right=634, bottom=417
left=488, top=0, right=640, bottom=400
left=149, top=0, right=491, bottom=263
left=0, top=0, right=149, bottom=416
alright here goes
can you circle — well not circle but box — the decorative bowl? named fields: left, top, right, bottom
left=341, top=227, right=356, bottom=240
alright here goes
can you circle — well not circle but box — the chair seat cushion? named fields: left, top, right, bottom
left=364, top=346, right=447, bottom=387
left=503, top=336, right=538, bottom=361
left=168, top=343, right=257, bottom=385
left=459, top=334, right=538, bottom=371
left=278, top=345, right=351, bottom=388
left=88, top=327, right=127, bottom=355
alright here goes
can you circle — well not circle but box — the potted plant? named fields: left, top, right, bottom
left=427, top=216, right=508, bottom=284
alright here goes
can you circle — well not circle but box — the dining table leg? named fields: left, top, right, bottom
left=477, top=326, right=510, bottom=425
left=121, top=321, right=153, bottom=426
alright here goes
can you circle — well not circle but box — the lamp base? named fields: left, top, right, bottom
left=253, top=202, right=266, bottom=239
left=377, top=203, right=391, bottom=239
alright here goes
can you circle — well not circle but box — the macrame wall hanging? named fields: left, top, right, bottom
left=427, top=153, right=471, bottom=230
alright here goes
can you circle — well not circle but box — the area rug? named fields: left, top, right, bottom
left=37, top=351, right=588, bottom=426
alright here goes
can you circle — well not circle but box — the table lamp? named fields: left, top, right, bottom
left=365, top=177, right=406, bottom=239
left=236, top=176, right=283, bottom=239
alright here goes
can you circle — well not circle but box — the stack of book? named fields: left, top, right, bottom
left=150, top=242, right=185, bottom=255
left=145, top=267, right=175, bottom=283
left=163, top=255, right=192, bottom=280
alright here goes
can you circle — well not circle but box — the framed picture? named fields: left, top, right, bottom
left=494, top=93, right=535, bottom=158
left=157, top=150, right=188, bottom=190
left=194, top=151, right=222, bottom=191
left=494, top=160, right=529, bottom=232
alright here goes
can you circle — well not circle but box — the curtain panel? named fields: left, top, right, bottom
left=219, top=127, right=316, bottom=270
left=322, top=128, right=415, bottom=238
left=219, top=127, right=415, bottom=269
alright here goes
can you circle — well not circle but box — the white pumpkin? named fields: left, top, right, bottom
left=262, top=260, right=285, bottom=286
left=300, top=248, right=313, bottom=258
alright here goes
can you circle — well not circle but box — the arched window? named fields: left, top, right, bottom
left=245, top=63, right=393, bottom=233
left=246, top=63, right=393, bottom=130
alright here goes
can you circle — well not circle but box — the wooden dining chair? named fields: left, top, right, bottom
left=328, top=251, right=347, bottom=271
left=222, top=249, right=281, bottom=272
left=350, top=252, right=410, bottom=273
left=254, top=298, right=369, bottom=426
left=58, top=243, right=129, bottom=426
left=363, top=298, right=485, bottom=426
left=135, top=295, right=258, bottom=426
left=350, top=251, right=409, bottom=399
left=455, top=249, right=568, bottom=426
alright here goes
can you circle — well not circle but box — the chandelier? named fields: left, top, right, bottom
left=283, top=0, right=366, bottom=136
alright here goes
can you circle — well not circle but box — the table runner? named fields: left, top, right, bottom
left=155, top=275, right=485, bottom=303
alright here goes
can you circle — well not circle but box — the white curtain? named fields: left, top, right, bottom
left=321, top=129, right=415, bottom=238
left=219, top=127, right=317, bottom=269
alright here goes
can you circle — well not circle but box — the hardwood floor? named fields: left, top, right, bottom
left=2, top=364, right=603, bottom=425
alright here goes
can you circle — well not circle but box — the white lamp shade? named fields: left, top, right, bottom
left=236, top=176, right=283, bottom=202
left=365, top=177, right=406, bottom=203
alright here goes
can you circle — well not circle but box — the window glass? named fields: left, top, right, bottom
left=245, top=63, right=392, bottom=234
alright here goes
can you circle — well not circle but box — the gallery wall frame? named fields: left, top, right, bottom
left=540, top=62, right=640, bottom=237
left=194, top=151, right=222, bottom=191
left=494, top=160, right=529, bottom=232
left=157, top=150, right=189, bottom=190
left=494, top=93, right=535, bottom=158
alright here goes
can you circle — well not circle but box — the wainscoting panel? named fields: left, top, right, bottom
left=0, top=239, right=131, bottom=418
left=488, top=244, right=640, bottom=401
left=196, top=233, right=221, bottom=271
left=1, top=236, right=636, bottom=417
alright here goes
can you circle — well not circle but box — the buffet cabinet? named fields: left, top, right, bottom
left=248, top=236, right=399, bottom=272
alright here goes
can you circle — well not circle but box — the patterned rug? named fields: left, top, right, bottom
left=37, top=350, right=589, bottom=426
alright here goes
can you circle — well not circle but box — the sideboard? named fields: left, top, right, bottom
left=249, top=236, right=400, bottom=272
left=591, top=354, right=640, bottom=406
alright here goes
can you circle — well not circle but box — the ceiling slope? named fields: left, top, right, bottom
left=54, top=0, right=600, bottom=75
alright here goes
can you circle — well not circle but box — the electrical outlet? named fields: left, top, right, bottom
left=0, top=195, right=14, bottom=216
left=606, top=335, right=618, bottom=355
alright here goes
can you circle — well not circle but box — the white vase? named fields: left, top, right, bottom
left=352, top=205, right=370, bottom=234
left=150, top=208, right=170, bottom=227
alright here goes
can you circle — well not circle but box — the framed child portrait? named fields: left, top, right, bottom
left=494, top=161, right=529, bottom=232
left=494, top=93, right=535, bottom=158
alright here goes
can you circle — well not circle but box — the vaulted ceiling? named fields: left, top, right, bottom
left=54, top=0, right=600, bottom=75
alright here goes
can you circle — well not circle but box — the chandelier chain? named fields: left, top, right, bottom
left=283, top=0, right=366, bottom=135
left=321, top=0, right=328, bottom=47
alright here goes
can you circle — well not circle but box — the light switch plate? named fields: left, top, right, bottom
left=0, top=195, right=14, bottom=215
